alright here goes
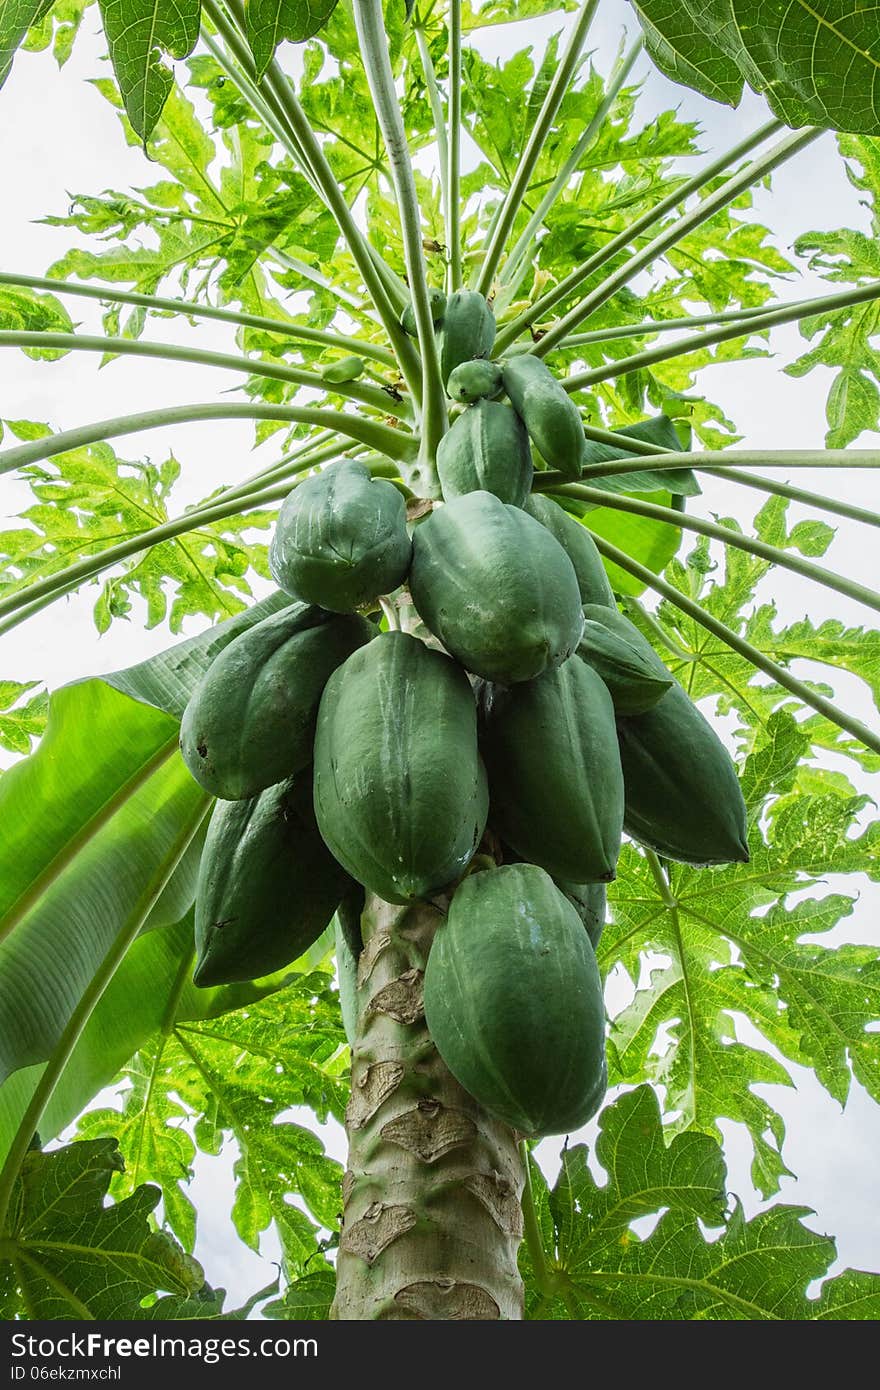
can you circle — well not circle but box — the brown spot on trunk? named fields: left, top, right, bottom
left=357, top=930, right=392, bottom=986
left=463, top=1171, right=524, bottom=1238
left=340, top=1203, right=417, bottom=1265
left=391, top=1280, right=501, bottom=1320
left=346, top=1061, right=405, bottom=1130
left=380, top=1100, right=476, bottom=1163
left=367, top=969, right=424, bottom=1024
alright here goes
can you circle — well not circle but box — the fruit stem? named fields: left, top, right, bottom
left=378, top=597, right=401, bottom=631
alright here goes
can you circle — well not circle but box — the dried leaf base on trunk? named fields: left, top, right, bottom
left=331, top=895, right=525, bottom=1320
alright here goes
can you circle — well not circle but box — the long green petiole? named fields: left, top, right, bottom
left=533, top=127, right=821, bottom=355
left=543, top=483, right=880, bottom=617
left=587, top=533, right=880, bottom=756
left=0, top=271, right=397, bottom=365
left=537, top=449, right=880, bottom=490
left=555, top=296, right=819, bottom=351
left=499, top=36, right=645, bottom=292
left=355, top=0, right=448, bottom=475
left=0, top=331, right=406, bottom=417
left=260, top=55, right=421, bottom=393
left=493, top=119, right=783, bottom=353
left=202, top=23, right=406, bottom=317
left=544, top=408, right=880, bottom=528
left=0, top=791, right=209, bottom=1236
left=0, top=403, right=416, bottom=476
left=707, top=467, right=880, bottom=530
left=545, top=412, right=880, bottom=528
left=448, top=0, right=463, bottom=291
left=413, top=20, right=450, bottom=250
left=201, top=1, right=389, bottom=328
left=266, top=246, right=376, bottom=319
left=622, top=596, right=698, bottom=664
left=200, top=25, right=324, bottom=181
left=208, top=0, right=420, bottom=394
left=562, top=279, right=880, bottom=392
left=473, top=0, right=600, bottom=298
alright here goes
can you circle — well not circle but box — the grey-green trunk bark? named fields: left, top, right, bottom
left=331, top=895, right=525, bottom=1319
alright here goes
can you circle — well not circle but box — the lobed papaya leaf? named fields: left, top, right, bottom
left=523, top=1086, right=880, bottom=1318
left=0, top=1137, right=204, bottom=1319
left=75, top=975, right=347, bottom=1267
left=0, top=0, right=53, bottom=87
left=630, top=0, right=880, bottom=136
left=245, top=0, right=341, bottom=81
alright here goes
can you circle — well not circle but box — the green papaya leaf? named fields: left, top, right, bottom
left=263, top=1270, right=336, bottom=1319
left=522, top=1087, right=880, bottom=1319
left=96, top=0, right=201, bottom=142
left=76, top=975, right=347, bottom=1267
left=585, top=501, right=683, bottom=597
left=584, top=414, right=700, bottom=497
left=0, top=1137, right=203, bottom=1319
left=0, top=0, right=53, bottom=87
left=245, top=0, right=341, bottom=82
left=0, top=914, right=297, bottom=1171
left=146, top=1278, right=279, bottom=1320
left=0, top=678, right=209, bottom=1086
left=631, top=0, right=880, bottom=136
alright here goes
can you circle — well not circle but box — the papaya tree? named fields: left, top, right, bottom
left=1, top=0, right=880, bottom=1322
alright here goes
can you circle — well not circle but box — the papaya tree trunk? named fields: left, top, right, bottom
left=331, top=894, right=525, bottom=1320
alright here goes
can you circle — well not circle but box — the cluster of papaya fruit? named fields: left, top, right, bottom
left=178, top=287, right=748, bottom=1139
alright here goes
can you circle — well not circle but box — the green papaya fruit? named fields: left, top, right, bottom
left=617, top=682, right=750, bottom=865
left=577, top=618, right=673, bottom=714
left=436, top=401, right=533, bottom=506
left=401, top=288, right=447, bottom=336
left=581, top=603, right=671, bottom=674
left=269, top=459, right=412, bottom=613
left=583, top=611, right=750, bottom=861
left=313, top=631, right=489, bottom=904
left=180, top=604, right=372, bottom=800
left=500, top=353, right=584, bottom=479
left=445, top=358, right=504, bottom=403
left=193, top=772, right=351, bottom=987
left=582, top=604, right=749, bottom=862
left=480, top=658, right=624, bottom=882
left=409, top=491, right=584, bottom=683
left=438, top=290, right=496, bottom=383
left=321, top=355, right=366, bottom=383
left=524, top=494, right=615, bottom=606
left=424, top=863, right=607, bottom=1136
left=501, top=842, right=606, bottom=950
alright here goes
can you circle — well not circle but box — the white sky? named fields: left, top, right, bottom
left=1, top=1, right=879, bottom=1305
